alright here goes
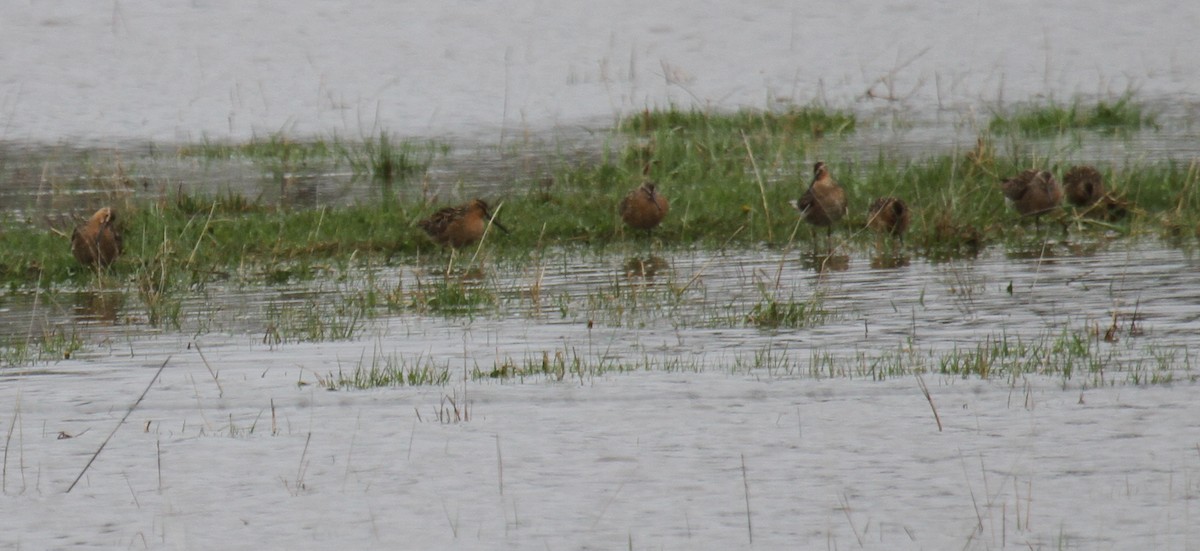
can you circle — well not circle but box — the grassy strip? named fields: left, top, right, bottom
left=175, top=131, right=446, bottom=180
left=313, top=325, right=1192, bottom=389
left=989, top=93, right=1157, bottom=134
left=2, top=106, right=1198, bottom=293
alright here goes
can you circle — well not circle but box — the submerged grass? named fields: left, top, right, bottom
left=323, top=325, right=1191, bottom=387
left=0, top=327, right=85, bottom=368
left=745, top=294, right=829, bottom=329
left=479, top=348, right=700, bottom=383
left=404, top=277, right=497, bottom=317
left=320, top=348, right=451, bottom=390
left=263, top=293, right=369, bottom=344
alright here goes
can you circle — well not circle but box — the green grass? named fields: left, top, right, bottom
left=478, top=347, right=700, bottom=382
left=320, top=348, right=451, bottom=389
left=745, top=295, right=829, bottom=329
left=404, top=277, right=497, bottom=317
left=177, top=133, right=339, bottom=162
left=5, top=132, right=1200, bottom=292
left=306, top=325, right=1194, bottom=387
left=622, top=104, right=856, bottom=139
left=175, top=131, right=444, bottom=181
left=989, top=93, right=1157, bottom=134
left=263, top=294, right=368, bottom=343
left=0, top=327, right=84, bottom=367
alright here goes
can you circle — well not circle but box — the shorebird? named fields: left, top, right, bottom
left=866, top=196, right=911, bottom=243
left=789, top=161, right=848, bottom=244
left=71, top=207, right=122, bottom=268
left=418, top=199, right=509, bottom=248
left=1001, top=169, right=1062, bottom=225
left=1063, top=165, right=1105, bottom=208
left=619, top=181, right=669, bottom=231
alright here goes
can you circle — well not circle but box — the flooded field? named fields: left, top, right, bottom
left=5, top=238, right=1199, bottom=376
left=4, top=0, right=1200, bottom=549
left=2, top=237, right=1198, bottom=549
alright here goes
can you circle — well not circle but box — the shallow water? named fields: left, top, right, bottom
left=2, top=347, right=1198, bottom=549
left=4, top=1, right=1200, bottom=548
left=3, top=0, right=1200, bottom=145
left=5, top=238, right=1198, bottom=374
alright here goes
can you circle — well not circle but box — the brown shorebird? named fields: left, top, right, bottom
left=789, top=161, right=848, bottom=245
left=71, top=207, right=122, bottom=268
left=1063, top=165, right=1105, bottom=208
left=1001, top=169, right=1062, bottom=227
left=418, top=199, right=509, bottom=248
left=619, top=181, right=669, bottom=231
left=866, top=196, right=911, bottom=243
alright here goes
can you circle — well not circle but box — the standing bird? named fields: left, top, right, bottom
left=71, top=207, right=122, bottom=268
left=418, top=199, right=509, bottom=248
left=619, top=181, right=669, bottom=232
left=789, top=161, right=848, bottom=244
left=1062, top=165, right=1105, bottom=208
left=1001, top=169, right=1062, bottom=226
left=866, top=196, right=911, bottom=243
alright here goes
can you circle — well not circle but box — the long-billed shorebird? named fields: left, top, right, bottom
left=619, top=181, right=669, bottom=232
left=1063, top=165, right=1105, bottom=208
left=866, top=196, right=911, bottom=243
left=418, top=199, right=509, bottom=248
left=1001, top=169, right=1062, bottom=229
left=789, top=161, right=848, bottom=247
left=71, top=207, right=122, bottom=268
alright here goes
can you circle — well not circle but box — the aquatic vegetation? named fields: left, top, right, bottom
left=320, top=348, right=451, bottom=389
left=172, top=131, right=443, bottom=184
left=988, top=93, right=1157, bottom=134
left=263, top=294, right=367, bottom=343
left=479, top=348, right=700, bottom=382
left=623, top=105, right=856, bottom=139
left=338, top=131, right=443, bottom=181
left=0, top=327, right=84, bottom=368
left=177, top=133, right=338, bottom=163
left=404, top=277, right=497, bottom=317
left=745, top=296, right=829, bottom=329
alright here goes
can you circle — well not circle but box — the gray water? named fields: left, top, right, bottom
left=3, top=0, right=1200, bottom=145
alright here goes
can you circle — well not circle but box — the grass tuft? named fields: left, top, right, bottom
left=321, top=348, right=451, bottom=389
left=745, top=296, right=829, bottom=329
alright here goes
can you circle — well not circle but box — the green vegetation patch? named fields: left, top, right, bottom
left=2, top=106, right=1197, bottom=295
left=623, top=105, right=856, bottom=139
left=321, top=349, right=452, bottom=390
left=989, top=93, right=1157, bottom=134
left=175, top=131, right=444, bottom=180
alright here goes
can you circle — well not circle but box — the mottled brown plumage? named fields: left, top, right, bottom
left=619, top=182, right=669, bottom=231
left=1001, top=169, right=1062, bottom=217
left=71, top=207, right=122, bottom=268
left=867, top=196, right=910, bottom=240
left=1063, top=165, right=1105, bottom=208
left=789, top=161, right=848, bottom=233
left=418, top=199, right=508, bottom=248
